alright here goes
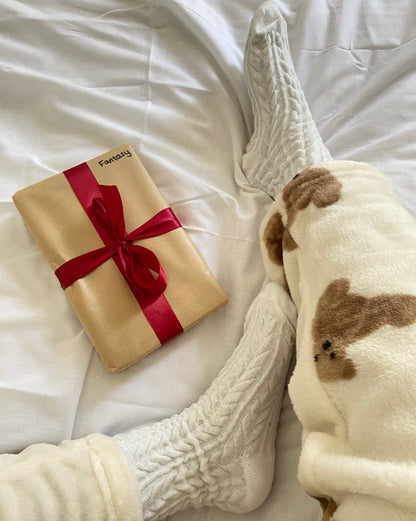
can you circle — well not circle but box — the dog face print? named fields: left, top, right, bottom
left=262, top=167, right=342, bottom=263
left=262, top=167, right=416, bottom=382
left=312, top=278, right=416, bottom=382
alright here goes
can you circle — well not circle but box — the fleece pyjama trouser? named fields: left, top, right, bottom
left=0, top=434, right=142, bottom=521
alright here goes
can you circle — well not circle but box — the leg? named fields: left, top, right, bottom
left=0, top=283, right=296, bottom=521
left=0, top=434, right=141, bottom=521
left=242, top=1, right=331, bottom=199
left=243, top=3, right=416, bottom=520
left=114, top=282, right=296, bottom=520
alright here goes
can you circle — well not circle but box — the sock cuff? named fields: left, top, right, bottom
left=243, top=143, right=332, bottom=199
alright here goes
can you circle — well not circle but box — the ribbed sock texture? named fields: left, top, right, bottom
left=114, top=283, right=296, bottom=520
left=242, top=1, right=331, bottom=198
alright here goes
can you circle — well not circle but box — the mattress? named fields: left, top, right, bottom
left=0, top=1, right=414, bottom=520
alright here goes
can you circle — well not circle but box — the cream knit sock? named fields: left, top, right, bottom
left=114, top=283, right=296, bottom=520
left=242, top=1, right=331, bottom=198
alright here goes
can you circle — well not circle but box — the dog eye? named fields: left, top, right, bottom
left=322, top=340, right=331, bottom=350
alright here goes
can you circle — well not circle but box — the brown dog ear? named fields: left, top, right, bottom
left=362, top=292, right=416, bottom=334
left=283, top=168, right=342, bottom=227
left=262, top=211, right=284, bottom=266
left=312, top=278, right=356, bottom=344
left=314, top=278, right=416, bottom=346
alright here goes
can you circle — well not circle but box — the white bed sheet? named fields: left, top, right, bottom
left=0, top=1, right=415, bottom=520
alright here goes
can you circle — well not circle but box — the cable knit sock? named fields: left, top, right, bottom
left=242, top=1, right=331, bottom=198
left=114, top=283, right=296, bottom=521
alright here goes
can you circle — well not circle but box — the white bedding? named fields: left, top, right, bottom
left=0, top=1, right=415, bottom=520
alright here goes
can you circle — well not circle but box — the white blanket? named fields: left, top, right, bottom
left=0, top=2, right=415, bottom=520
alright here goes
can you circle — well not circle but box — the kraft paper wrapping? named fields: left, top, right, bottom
left=13, top=145, right=228, bottom=371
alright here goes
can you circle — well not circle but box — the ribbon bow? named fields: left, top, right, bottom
left=55, top=184, right=181, bottom=296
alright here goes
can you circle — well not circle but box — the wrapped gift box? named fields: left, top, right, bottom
left=13, top=145, right=228, bottom=371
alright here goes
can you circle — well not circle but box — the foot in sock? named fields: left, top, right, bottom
left=114, top=282, right=296, bottom=521
left=242, top=0, right=331, bottom=198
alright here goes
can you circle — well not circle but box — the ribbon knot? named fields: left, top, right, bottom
left=55, top=183, right=181, bottom=297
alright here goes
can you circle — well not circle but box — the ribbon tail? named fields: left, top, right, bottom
left=55, top=245, right=116, bottom=289
left=124, top=244, right=167, bottom=296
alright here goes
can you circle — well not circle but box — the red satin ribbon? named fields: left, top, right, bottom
left=55, top=162, right=184, bottom=344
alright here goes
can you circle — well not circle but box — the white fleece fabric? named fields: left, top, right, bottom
left=0, top=434, right=142, bottom=521
left=261, top=160, right=416, bottom=520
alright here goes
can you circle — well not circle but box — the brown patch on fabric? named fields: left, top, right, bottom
left=262, top=211, right=284, bottom=266
left=313, top=278, right=416, bottom=382
left=317, top=497, right=338, bottom=521
left=262, top=168, right=341, bottom=269
left=282, top=228, right=297, bottom=252
left=283, top=167, right=342, bottom=228
left=262, top=168, right=342, bottom=265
